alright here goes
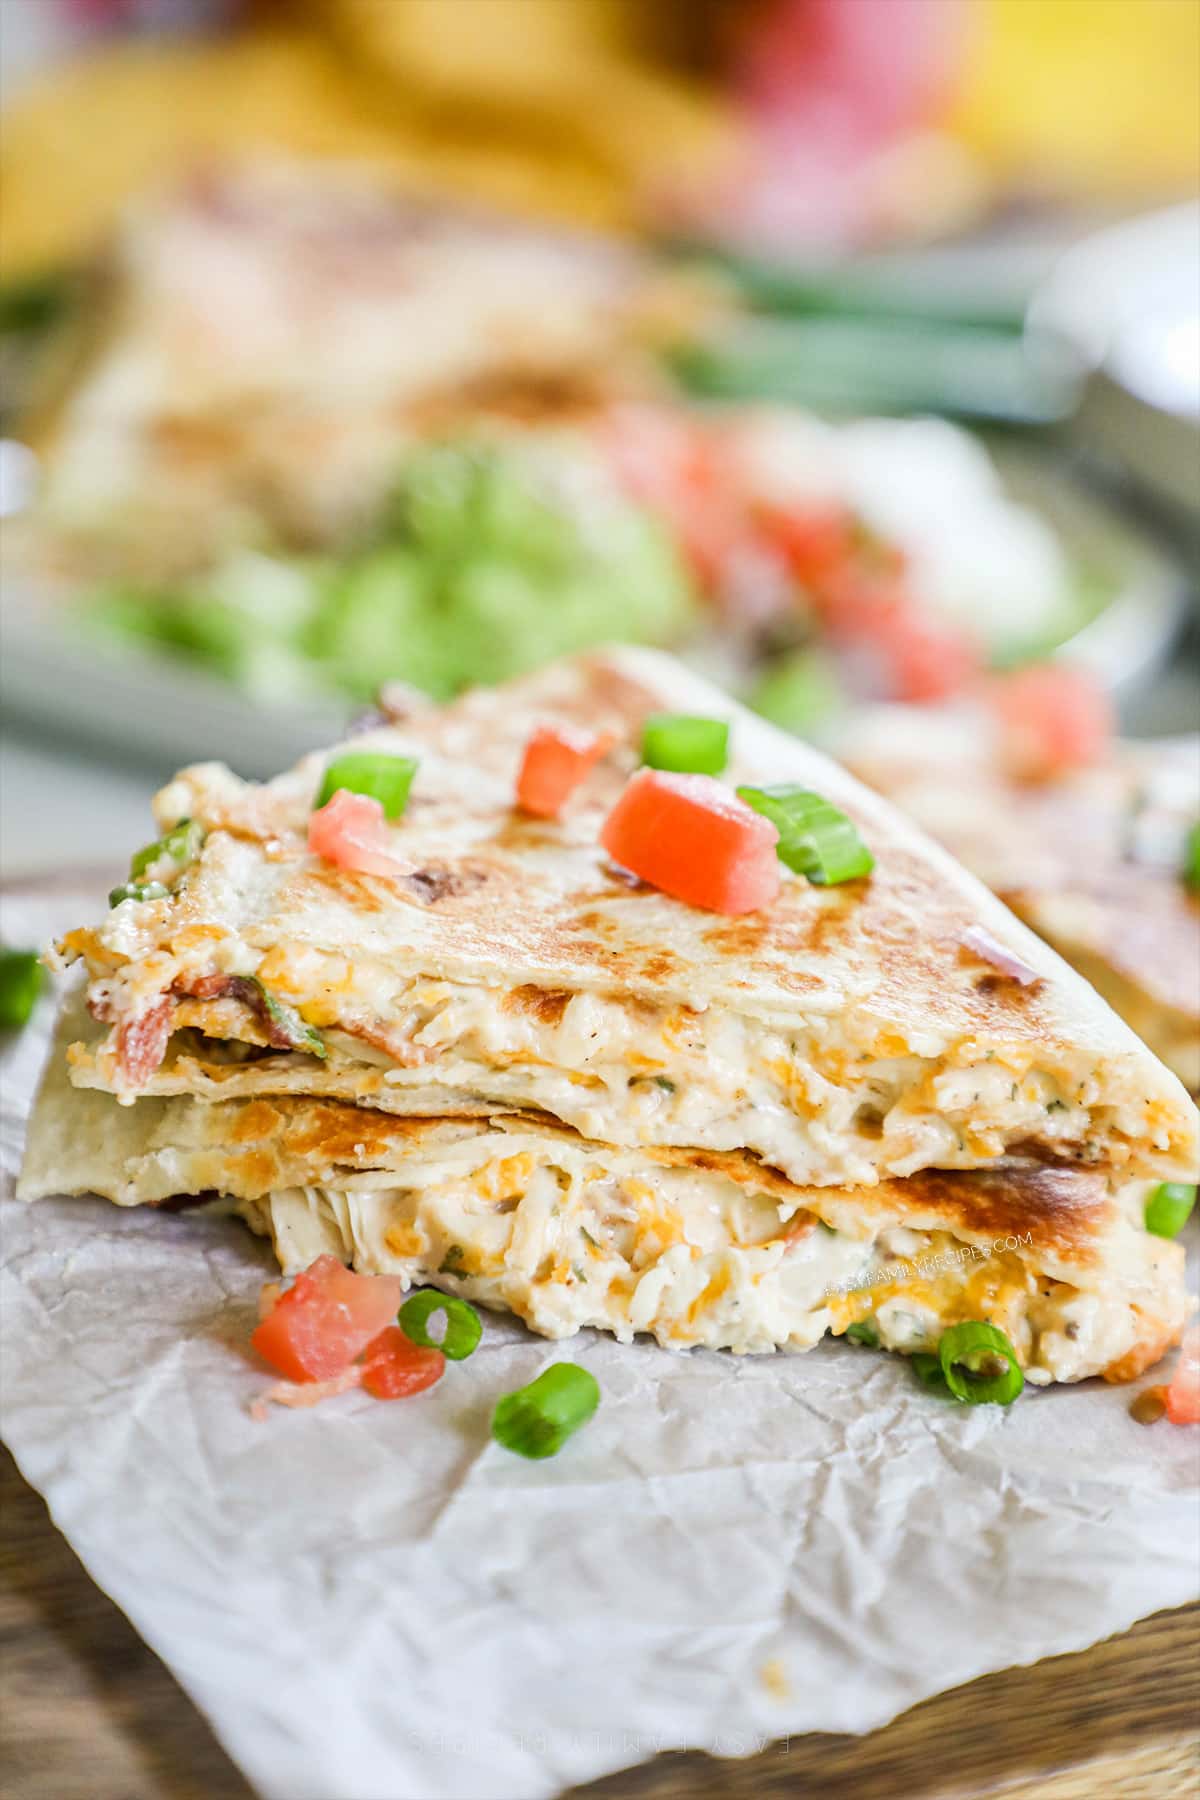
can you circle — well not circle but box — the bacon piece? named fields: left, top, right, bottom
left=345, top=1017, right=441, bottom=1067
left=114, top=999, right=173, bottom=1086
left=186, top=973, right=234, bottom=1002
left=175, top=973, right=317, bottom=1053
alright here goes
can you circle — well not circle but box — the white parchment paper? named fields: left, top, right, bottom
left=2, top=891, right=1198, bottom=1800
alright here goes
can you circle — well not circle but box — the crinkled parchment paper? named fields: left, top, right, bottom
left=2, top=891, right=1197, bottom=1800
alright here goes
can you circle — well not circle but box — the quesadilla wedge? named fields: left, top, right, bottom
left=843, top=708, right=1200, bottom=1093
left=20, top=1000, right=1187, bottom=1384
left=56, top=648, right=1197, bottom=1190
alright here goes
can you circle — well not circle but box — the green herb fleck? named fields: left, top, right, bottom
left=130, top=818, right=206, bottom=881
left=252, top=979, right=327, bottom=1059
left=109, top=881, right=170, bottom=908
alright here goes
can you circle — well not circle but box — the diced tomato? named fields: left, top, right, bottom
left=756, top=501, right=859, bottom=589
left=359, top=1326, right=446, bottom=1399
left=868, top=603, right=981, bottom=703
left=1165, top=1325, right=1200, bottom=1425
left=601, top=405, right=746, bottom=589
left=516, top=725, right=614, bottom=819
left=307, top=788, right=405, bottom=878
left=600, top=768, right=780, bottom=915
left=250, top=1255, right=403, bottom=1384
left=988, top=664, right=1113, bottom=780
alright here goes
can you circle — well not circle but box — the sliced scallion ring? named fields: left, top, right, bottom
left=491, top=1362, right=600, bottom=1459
left=911, top=1351, right=950, bottom=1393
left=130, top=817, right=205, bottom=879
left=315, top=752, right=418, bottom=819
left=736, top=786, right=874, bottom=885
left=1144, top=1182, right=1196, bottom=1239
left=109, top=881, right=170, bottom=908
left=0, top=950, right=44, bottom=1030
left=642, top=713, right=729, bottom=776
left=937, top=1321, right=1024, bottom=1405
left=399, top=1289, right=482, bottom=1360
left=844, top=1321, right=879, bottom=1348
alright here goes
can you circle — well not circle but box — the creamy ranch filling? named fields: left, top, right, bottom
left=231, top=1135, right=1172, bottom=1381
left=82, top=946, right=1167, bottom=1184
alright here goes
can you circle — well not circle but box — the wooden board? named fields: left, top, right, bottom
left=2, top=1446, right=1195, bottom=1800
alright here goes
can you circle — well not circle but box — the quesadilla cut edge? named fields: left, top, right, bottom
left=21, top=1012, right=1188, bottom=1387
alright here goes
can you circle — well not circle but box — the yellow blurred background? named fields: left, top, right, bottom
left=3, top=0, right=1197, bottom=279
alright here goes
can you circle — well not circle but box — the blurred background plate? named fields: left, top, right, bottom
left=985, top=439, right=1189, bottom=706
left=1029, top=203, right=1200, bottom=530
left=0, top=583, right=352, bottom=780
left=0, top=440, right=1188, bottom=781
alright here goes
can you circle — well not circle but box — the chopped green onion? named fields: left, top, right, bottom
left=749, top=650, right=843, bottom=737
left=0, top=950, right=44, bottom=1030
left=937, top=1321, right=1024, bottom=1405
left=845, top=1321, right=879, bottom=1348
left=911, top=1351, right=950, bottom=1392
left=130, top=817, right=205, bottom=879
left=109, top=881, right=170, bottom=908
left=1184, top=822, right=1200, bottom=893
left=1145, top=1182, right=1196, bottom=1239
left=736, top=786, right=874, bottom=885
left=399, top=1290, right=482, bottom=1360
left=315, top=752, right=418, bottom=818
left=491, top=1362, right=600, bottom=1459
left=642, top=713, right=729, bottom=775
left=252, top=980, right=327, bottom=1060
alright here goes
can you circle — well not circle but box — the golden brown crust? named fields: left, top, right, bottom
left=227, top=1096, right=452, bottom=1163
left=1101, top=1314, right=1187, bottom=1384
left=862, top=1164, right=1111, bottom=1262
left=502, top=985, right=573, bottom=1026
left=174, top=1090, right=1115, bottom=1269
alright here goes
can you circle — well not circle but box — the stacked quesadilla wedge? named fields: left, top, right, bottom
left=21, top=648, right=1199, bottom=1385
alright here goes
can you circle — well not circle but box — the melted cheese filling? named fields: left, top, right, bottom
left=82, top=951, right=1163, bottom=1188
left=233, top=1135, right=1172, bottom=1380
